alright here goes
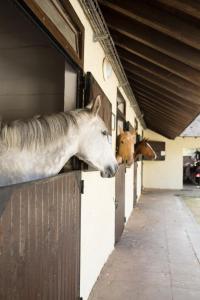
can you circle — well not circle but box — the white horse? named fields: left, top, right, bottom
left=0, top=96, right=118, bottom=187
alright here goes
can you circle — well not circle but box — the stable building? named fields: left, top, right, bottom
left=0, top=1, right=199, bottom=300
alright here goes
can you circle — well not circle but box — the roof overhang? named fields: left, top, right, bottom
left=98, top=0, right=200, bottom=139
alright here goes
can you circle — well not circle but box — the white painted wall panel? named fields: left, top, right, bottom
left=143, top=130, right=200, bottom=190
left=80, top=172, right=115, bottom=300
left=125, top=166, right=134, bottom=221
left=68, top=1, right=144, bottom=299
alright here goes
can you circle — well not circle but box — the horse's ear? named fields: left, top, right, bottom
left=86, top=101, right=93, bottom=109
left=130, top=129, right=137, bottom=136
left=119, top=127, right=124, bottom=135
left=91, top=95, right=101, bottom=116
left=143, top=138, right=149, bottom=145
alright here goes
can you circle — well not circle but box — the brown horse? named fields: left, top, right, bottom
left=116, top=131, right=156, bottom=165
left=116, top=128, right=136, bottom=166
left=134, top=138, right=157, bottom=161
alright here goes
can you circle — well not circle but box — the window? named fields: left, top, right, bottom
left=116, top=90, right=126, bottom=135
left=144, top=141, right=166, bottom=161
left=10, top=0, right=84, bottom=171
left=84, top=72, right=112, bottom=133
left=83, top=72, right=112, bottom=171
left=22, top=0, right=84, bottom=67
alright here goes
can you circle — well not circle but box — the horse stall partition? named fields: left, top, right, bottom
left=84, top=72, right=112, bottom=133
left=0, top=172, right=81, bottom=300
left=134, top=162, right=138, bottom=206
left=115, top=164, right=126, bottom=244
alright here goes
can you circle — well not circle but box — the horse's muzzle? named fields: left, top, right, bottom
left=101, top=164, right=118, bottom=178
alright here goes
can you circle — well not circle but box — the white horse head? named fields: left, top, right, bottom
left=0, top=95, right=118, bottom=186
left=76, top=95, right=118, bottom=177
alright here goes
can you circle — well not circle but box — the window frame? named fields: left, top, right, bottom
left=17, top=0, right=84, bottom=68
left=116, top=90, right=126, bottom=136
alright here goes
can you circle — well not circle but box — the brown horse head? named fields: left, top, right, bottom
left=134, top=139, right=157, bottom=160
left=116, top=128, right=136, bottom=166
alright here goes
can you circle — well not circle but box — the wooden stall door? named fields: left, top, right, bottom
left=84, top=72, right=112, bottom=133
left=134, top=161, right=138, bottom=207
left=0, top=172, right=81, bottom=300
left=115, top=164, right=126, bottom=244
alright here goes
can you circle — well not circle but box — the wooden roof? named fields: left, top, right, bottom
left=98, top=0, right=200, bottom=139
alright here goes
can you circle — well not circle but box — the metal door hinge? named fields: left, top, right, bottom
left=81, top=180, right=84, bottom=194
left=115, top=198, right=119, bottom=209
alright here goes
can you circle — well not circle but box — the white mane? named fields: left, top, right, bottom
left=0, top=110, right=89, bottom=152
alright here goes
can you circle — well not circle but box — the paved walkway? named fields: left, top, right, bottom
left=88, top=190, right=200, bottom=300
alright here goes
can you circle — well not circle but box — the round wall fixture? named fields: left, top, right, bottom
left=102, top=57, right=113, bottom=81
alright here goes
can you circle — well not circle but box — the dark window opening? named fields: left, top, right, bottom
left=0, top=0, right=84, bottom=171
left=116, top=90, right=126, bottom=136
left=19, top=0, right=84, bottom=67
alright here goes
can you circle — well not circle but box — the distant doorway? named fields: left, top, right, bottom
left=183, top=148, right=200, bottom=188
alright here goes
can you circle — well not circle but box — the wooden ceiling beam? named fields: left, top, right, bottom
left=111, top=32, right=200, bottom=85
left=144, top=113, right=184, bottom=136
left=138, top=100, right=187, bottom=127
left=155, top=0, right=200, bottom=20
left=142, top=110, right=184, bottom=132
left=138, top=102, right=191, bottom=131
left=118, top=51, right=200, bottom=94
left=99, top=0, right=200, bottom=49
left=147, top=129, right=174, bottom=140
left=144, top=121, right=177, bottom=139
left=131, top=82, right=199, bottom=112
left=127, top=71, right=200, bottom=104
left=123, top=60, right=200, bottom=100
left=135, top=92, right=193, bottom=119
left=100, top=6, right=200, bottom=69
left=135, top=91, right=195, bottom=118
left=143, top=120, right=182, bottom=138
left=137, top=94, right=200, bottom=137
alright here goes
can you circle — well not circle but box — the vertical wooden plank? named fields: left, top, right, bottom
left=0, top=172, right=81, bottom=300
left=85, top=72, right=112, bottom=133
left=42, top=181, right=50, bottom=300
left=115, top=164, right=126, bottom=243
left=134, top=162, right=138, bottom=206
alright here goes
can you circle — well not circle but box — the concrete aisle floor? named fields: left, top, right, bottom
left=88, top=190, right=200, bottom=300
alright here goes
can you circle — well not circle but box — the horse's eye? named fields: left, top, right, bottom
left=102, top=130, right=107, bottom=136
left=121, top=141, right=124, bottom=144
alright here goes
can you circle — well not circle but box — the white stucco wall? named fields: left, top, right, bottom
left=143, top=129, right=200, bottom=190
left=80, top=172, right=115, bottom=300
left=68, top=1, right=144, bottom=299
left=125, top=166, right=134, bottom=221
left=137, top=161, right=142, bottom=197
left=136, top=123, right=143, bottom=200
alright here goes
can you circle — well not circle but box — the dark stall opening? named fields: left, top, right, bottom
left=0, top=0, right=81, bottom=122
left=183, top=148, right=200, bottom=188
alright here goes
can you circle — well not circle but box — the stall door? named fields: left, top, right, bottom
left=84, top=72, right=112, bottom=133
left=115, top=164, right=126, bottom=244
left=134, top=161, right=138, bottom=206
left=0, top=172, right=81, bottom=300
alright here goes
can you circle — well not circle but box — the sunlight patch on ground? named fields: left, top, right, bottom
left=182, top=197, right=200, bottom=225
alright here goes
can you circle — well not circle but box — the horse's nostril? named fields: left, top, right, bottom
left=107, top=164, right=118, bottom=176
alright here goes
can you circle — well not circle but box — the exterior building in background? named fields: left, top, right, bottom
left=143, top=129, right=200, bottom=190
